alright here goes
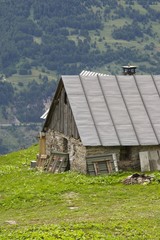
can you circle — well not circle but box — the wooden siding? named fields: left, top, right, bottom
left=48, top=86, right=79, bottom=139
left=46, top=151, right=69, bottom=173
left=86, top=154, right=117, bottom=175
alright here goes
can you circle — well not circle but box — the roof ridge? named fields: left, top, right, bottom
left=80, top=70, right=107, bottom=77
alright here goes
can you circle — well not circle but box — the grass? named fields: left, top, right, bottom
left=6, top=67, right=58, bottom=92
left=1, top=146, right=160, bottom=239
left=0, top=124, right=41, bottom=154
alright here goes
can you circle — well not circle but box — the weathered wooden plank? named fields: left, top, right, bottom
left=50, top=109, right=54, bottom=129
left=106, top=161, right=113, bottom=173
left=39, top=132, right=46, bottom=155
left=52, top=104, right=57, bottom=130
left=112, top=153, right=118, bottom=172
left=87, top=154, right=118, bottom=175
left=88, top=159, right=115, bottom=175
left=57, top=99, right=61, bottom=132
left=86, top=154, right=114, bottom=160
left=51, top=150, right=69, bottom=156
left=149, top=151, right=160, bottom=171
left=139, top=151, right=150, bottom=172
left=64, top=104, right=68, bottom=135
left=37, top=154, right=48, bottom=168
left=87, top=158, right=113, bottom=166
left=93, top=163, right=98, bottom=175
left=71, top=114, right=75, bottom=137
left=87, top=166, right=95, bottom=174
left=59, top=88, right=63, bottom=132
left=74, top=122, right=78, bottom=139
left=46, top=156, right=53, bottom=171
left=69, top=106, right=73, bottom=137
left=67, top=103, right=71, bottom=137
left=50, top=158, right=59, bottom=173
left=57, top=158, right=65, bottom=173
left=73, top=117, right=79, bottom=138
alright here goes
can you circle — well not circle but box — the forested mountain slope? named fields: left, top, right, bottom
left=0, top=0, right=160, bottom=153
left=1, top=0, right=160, bottom=77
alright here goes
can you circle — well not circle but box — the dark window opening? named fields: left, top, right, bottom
left=120, top=146, right=131, bottom=161
left=63, top=138, right=68, bottom=153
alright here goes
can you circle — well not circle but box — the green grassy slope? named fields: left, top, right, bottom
left=1, top=146, right=160, bottom=239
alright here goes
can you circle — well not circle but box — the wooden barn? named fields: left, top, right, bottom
left=37, top=68, right=160, bottom=175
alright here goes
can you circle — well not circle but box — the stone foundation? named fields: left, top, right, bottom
left=46, top=130, right=87, bottom=173
left=86, top=145, right=160, bottom=171
left=44, top=130, right=160, bottom=173
left=86, top=146, right=131, bottom=171
left=86, top=146, right=120, bottom=159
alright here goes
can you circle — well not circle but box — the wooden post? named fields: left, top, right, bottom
left=39, top=132, right=46, bottom=155
left=112, top=153, right=118, bottom=172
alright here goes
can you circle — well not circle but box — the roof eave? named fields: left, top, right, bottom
left=42, top=78, right=63, bottom=132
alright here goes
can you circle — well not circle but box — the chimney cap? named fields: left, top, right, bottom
left=122, top=64, right=137, bottom=75
left=122, top=65, right=137, bottom=69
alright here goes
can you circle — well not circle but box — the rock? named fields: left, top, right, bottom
left=122, top=173, right=153, bottom=185
left=5, top=220, right=17, bottom=225
left=68, top=206, right=79, bottom=210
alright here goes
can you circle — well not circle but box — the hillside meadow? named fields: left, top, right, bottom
left=1, top=145, right=160, bottom=239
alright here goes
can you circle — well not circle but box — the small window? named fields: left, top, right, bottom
left=120, top=146, right=131, bottom=161
left=63, top=138, right=68, bottom=153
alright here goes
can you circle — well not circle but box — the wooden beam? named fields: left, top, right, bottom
left=106, top=161, right=113, bottom=173
left=39, top=132, right=46, bottom=155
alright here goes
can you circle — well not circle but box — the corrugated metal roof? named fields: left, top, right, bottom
left=41, top=71, right=108, bottom=120
left=80, top=70, right=108, bottom=77
left=62, top=74, right=160, bottom=146
left=40, top=109, right=49, bottom=119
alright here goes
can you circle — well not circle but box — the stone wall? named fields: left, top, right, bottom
left=130, top=145, right=160, bottom=161
left=86, top=146, right=121, bottom=171
left=86, top=145, right=160, bottom=171
left=86, top=146, right=120, bottom=158
left=126, top=145, right=160, bottom=170
left=46, top=130, right=87, bottom=173
left=45, top=131, right=160, bottom=173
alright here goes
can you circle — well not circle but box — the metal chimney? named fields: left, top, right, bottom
left=122, top=64, right=137, bottom=75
